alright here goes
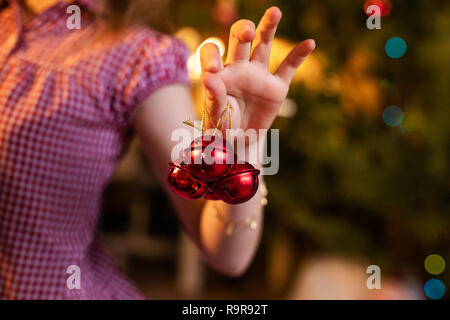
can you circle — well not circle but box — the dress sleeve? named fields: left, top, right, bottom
left=113, top=30, right=191, bottom=126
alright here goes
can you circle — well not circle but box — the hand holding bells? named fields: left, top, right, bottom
left=167, top=102, right=260, bottom=204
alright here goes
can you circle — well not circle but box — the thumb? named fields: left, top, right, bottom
left=200, top=42, right=223, bottom=73
left=200, top=72, right=227, bottom=131
left=200, top=43, right=227, bottom=131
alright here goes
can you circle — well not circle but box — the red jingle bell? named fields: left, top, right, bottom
left=183, top=135, right=234, bottom=182
left=167, top=162, right=208, bottom=199
left=169, top=100, right=261, bottom=204
left=204, top=189, right=221, bottom=200
left=213, top=162, right=260, bottom=204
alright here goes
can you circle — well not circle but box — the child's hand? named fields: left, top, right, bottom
left=200, top=6, right=315, bottom=134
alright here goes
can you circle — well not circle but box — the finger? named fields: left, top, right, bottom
left=200, top=42, right=223, bottom=74
left=200, top=72, right=227, bottom=129
left=225, top=19, right=256, bottom=64
left=275, top=39, right=316, bottom=85
left=250, top=7, right=282, bottom=66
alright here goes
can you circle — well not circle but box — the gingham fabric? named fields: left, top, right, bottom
left=0, top=0, right=190, bottom=299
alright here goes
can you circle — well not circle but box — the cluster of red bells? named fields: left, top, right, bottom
left=167, top=135, right=260, bottom=204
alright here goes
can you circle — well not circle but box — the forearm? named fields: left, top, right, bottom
left=132, top=85, right=267, bottom=276
left=199, top=173, right=265, bottom=276
left=170, top=142, right=266, bottom=276
left=190, top=132, right=267, bottom=275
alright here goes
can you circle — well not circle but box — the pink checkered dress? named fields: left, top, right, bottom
left=0, top=0, right=190, bottom=299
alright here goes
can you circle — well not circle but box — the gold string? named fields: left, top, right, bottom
left=213, top=101, right=232, bottom=136
left=201, top=104, right=205, bottom=133
left=228, top=101, right=232, bottom=130
left=205, top=105, right=221, bottom=134
left=185, top=101, right=232, bottom=136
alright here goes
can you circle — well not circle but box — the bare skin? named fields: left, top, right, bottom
left=23, top=1, right=315, bottom=276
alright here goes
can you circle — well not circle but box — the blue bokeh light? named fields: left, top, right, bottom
left=424, top=279, right=446, bottom=300
left=385, top=37, right=407, bottom=58
left=382, top=105, right=404, bottom=127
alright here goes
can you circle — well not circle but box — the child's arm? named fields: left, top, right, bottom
left=131, top=7, right=315, bottom=276
left=132, top=84, right=264, bottom=276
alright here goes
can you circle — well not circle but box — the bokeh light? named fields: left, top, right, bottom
left=385, top=37, right=407, bottom=58
left=213, top=0, right=238, bottom=26
left=424, top=279, right=446, bottom=300
left=364, top=0, right=392, bottom=17
left=424, top=254, right=446, bottom=275
left=382, top=105, right=404, bottom=127
left=380, top=79, right=395, bottom=91
left=175, top=27, right=202, bottom=52
left=277, top=98, right=298, bottom=118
